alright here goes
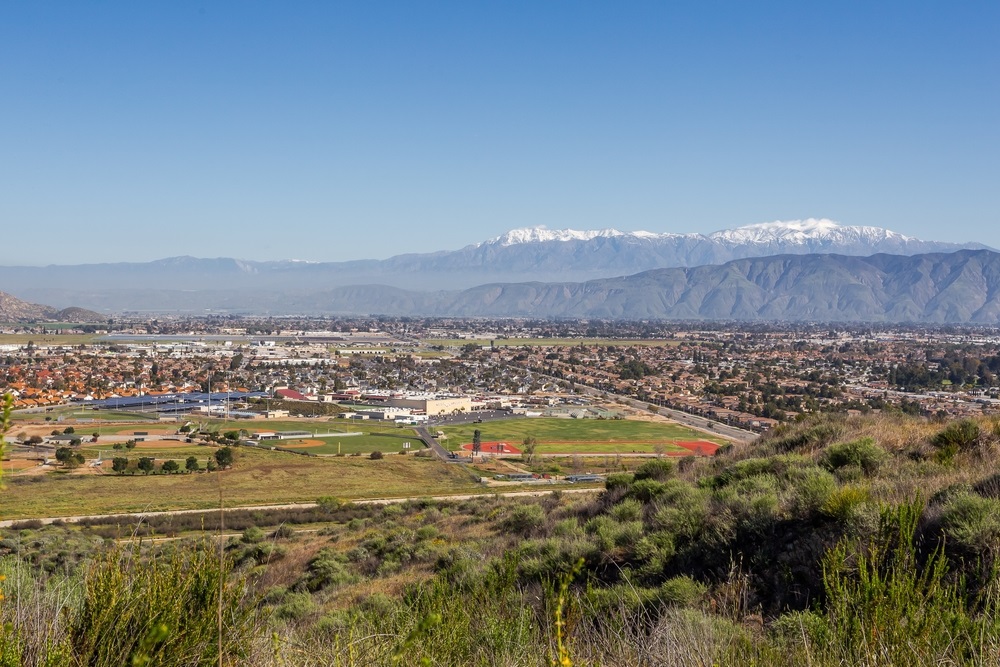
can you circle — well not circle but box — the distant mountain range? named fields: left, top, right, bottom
left=288, top=249, right=1000, bottom=322
left=0, top=220, right=996, bottom=322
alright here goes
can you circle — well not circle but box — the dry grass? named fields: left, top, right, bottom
left=1, top=449, right=481, bottom=519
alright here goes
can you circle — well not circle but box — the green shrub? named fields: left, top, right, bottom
left=302, top=548, right=358, bottom=592
left=789, top=467, right=838, bottom=516
left=270, top=524, right=295, bottom=540
left=501, top=503, right=545, bottom=535
left=241, top=526, right=265, bottom=544
left=605, top=472, right=634, bottom=491
left=552, top=518, right=583, bottom=537
left=821, top=438, right=887, bottom=475
left=659, top=575, right=707, bottom=607
left=932, top=419, right=980, bottom=452
left=713, top=457, right=782, bottom=487
left=937, top=492, right=1000, bottom=554
left=651, top=484, right=709, bottom=541
left=628, top=479, right=668, bottom=503
left=820, top=484, right=870, bottom=523
left=415, top=525, right=439, bottom=541
left=634, top=459, right=675, bottom=482
left=610, top=498, right=644, bottom=522
left=275, top=592, right=316, bottom=621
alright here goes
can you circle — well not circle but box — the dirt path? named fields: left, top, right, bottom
left=0, top=488, right=601, bottom=528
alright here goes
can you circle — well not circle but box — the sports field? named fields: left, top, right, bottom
left=440, top=417, right=726, bottom=455
left=276, top=432, right=421, bottom=455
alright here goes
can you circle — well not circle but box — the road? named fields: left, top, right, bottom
left=415, top=425, right=453, bottom=460
left=0, top=488, right=601, bottom=528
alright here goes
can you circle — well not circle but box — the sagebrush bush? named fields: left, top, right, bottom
left=634, top=458, right=675, bottom=482
left=933, top=419, right=980, bottom=452
left=628, top=478, right=668, bottom=503
left=501, top=503, right=546, bottom=535
left=610, top=498, right=643, bottom=522
left=937, top=491, right=1000, bottom=555
left=788, top=466, right=838, bottom=516
left=821, top=437, right=887, bottom=475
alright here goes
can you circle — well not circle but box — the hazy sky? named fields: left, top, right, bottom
left=2, top=2, right=997, bottom=265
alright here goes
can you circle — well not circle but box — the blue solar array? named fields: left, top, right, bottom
left=81, top=391, right=268, bottom=412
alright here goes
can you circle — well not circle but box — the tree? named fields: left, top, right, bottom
left=214, top=446, right=234, bottom=469
left=63, top=426, right=75, bottom=434
left=162, top=460, right=180, bottom=474
left=472, top=429, right=482, bottom=457
left=56, top=446, right=84, bottom=468
left=138, top=457, right=155, bottom=475
left=369, top=450, right=384, bottom=460
left=521, top=436, right=538, bottom=465
left=185, top=456, right=199, bottom=473
left=125, top=439, right=137, bottom=450
left=112, top=457, right=128, bottom=474
left=27, top=435, right=44, bottom=447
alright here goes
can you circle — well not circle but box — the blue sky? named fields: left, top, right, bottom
left=1, top=1, right=997, bottom=265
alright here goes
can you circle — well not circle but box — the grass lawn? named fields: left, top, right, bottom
left=279, top=432, right=423, bottom=455
left=439, top=418, right=725, bottom=454
left=0, top=448, right=480, bottom=520
left=420, top=338, right=682, bottom=348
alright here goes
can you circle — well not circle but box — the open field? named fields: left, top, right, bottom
left=439, top=417, right=726, bottom=454
left=279, top=432, right=421, bottom=455
left=420, top=337, right=682, bottom=348
left=76, top=442, right=212, bottom=459
left=0, top=448, right=480, bottom=520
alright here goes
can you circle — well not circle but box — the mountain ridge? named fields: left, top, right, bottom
left=8, top=249, right=1000, bottom=323
left=0, top=220, right=993, bottom=318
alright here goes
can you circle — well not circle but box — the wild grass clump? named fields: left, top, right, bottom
left=795, top=500, right=1000, bottom=666
left=68, top=541, right=262, bottom=666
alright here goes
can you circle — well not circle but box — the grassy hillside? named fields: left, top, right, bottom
left=4, top=412, right=1000, bottom=665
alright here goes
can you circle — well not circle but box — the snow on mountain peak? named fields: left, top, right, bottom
left=485, top=227, right=627, bottom=246
left=483, top=226, right=691, bottom=247
left=482, top=220, right=925, bottom=250
left=709, top=218, right=915, bottom=245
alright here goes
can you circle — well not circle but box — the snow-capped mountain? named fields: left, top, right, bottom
left=708, top=218, right=912, bottom=245
left=484, top=219, right=921, bottom=249
left=0, top=219, right=989, bottom=313
left=482, top=227, right=685, bottom=246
